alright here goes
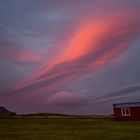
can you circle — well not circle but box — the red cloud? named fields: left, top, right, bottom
left=0, top=46, right=41, bottom=66
left=14, top=13, right=140, bottom=96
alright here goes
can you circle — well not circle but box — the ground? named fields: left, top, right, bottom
left=0, top=117, right=140, bottom=140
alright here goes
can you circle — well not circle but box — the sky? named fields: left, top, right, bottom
left=0, top=0, right=140, bottom=115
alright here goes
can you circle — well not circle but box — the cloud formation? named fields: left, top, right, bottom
left=1, top=0, right=140, bottom=114
left=46, top=91, right=91, bottom=106
left=94, top=83, right=140, bottom=102
left=15, top=14, right=140, bottom=95
left=0, top=44, right=41, bottom=66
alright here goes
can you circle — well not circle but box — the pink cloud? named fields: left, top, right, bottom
left=12, top=13, right=140, bottom=98
left=0, top=46, right=41, bottom=66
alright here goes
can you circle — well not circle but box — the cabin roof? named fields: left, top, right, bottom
left=113, top=102, right=140, bottom=108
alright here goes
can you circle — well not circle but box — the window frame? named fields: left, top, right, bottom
left=121, top=107, right=130, bottom=116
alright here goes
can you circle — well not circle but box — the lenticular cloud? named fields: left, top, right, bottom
left=15, top=14, right=140, bottom=96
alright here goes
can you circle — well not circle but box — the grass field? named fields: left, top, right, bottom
left=0, top=117, right=140, bottom=140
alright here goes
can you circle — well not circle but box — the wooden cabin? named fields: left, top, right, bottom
left=113, top=102, right=140, bottom=120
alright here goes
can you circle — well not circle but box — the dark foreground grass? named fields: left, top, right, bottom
left=0, top=117, right=140, bottom=140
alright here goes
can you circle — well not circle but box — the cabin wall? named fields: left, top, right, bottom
left=114, top=107, right=140, bottom=120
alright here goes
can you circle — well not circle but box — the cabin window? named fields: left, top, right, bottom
left=121, top=108, right=130, bottom=116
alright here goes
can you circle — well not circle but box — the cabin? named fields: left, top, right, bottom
left=113, top=102, right=140, bottom=120
left=0, top=106, right=16, bottom=118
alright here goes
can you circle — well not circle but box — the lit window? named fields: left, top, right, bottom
left=121, top=108, right=130, bottom=116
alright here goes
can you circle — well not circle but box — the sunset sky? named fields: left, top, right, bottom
left=0, top=0, right=140, bottom=114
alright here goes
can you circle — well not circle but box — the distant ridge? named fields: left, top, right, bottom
left=18, top=113, right=71, bottom=117
left=17, top=113, right=112, bottom=119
